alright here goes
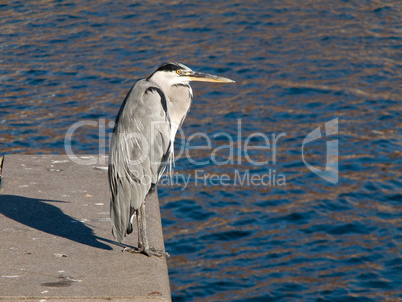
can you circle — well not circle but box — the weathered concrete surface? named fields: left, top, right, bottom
left=0, top=155, right=170, bottom=301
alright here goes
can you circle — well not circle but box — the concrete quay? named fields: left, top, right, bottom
left=0, top=154, right=171, bottom=301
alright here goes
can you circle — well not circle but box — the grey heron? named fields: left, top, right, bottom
left=108, top=62, right=234, bottom=257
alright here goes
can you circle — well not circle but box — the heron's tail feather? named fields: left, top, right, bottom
left=110, top=169, right=149, bottom=243
left=110, top=169, right=133, bottom=243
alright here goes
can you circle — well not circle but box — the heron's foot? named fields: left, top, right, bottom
left=123, top=246, right=170, bottom=258
left=123, top=247, right=140, bottom=253
left=143, top=247, right=170, bottom=258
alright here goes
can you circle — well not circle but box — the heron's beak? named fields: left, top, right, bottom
left=184, top=71, right=235, bottom=83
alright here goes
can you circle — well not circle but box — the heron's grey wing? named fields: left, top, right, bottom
left=108, top=80, right=171, bottom=242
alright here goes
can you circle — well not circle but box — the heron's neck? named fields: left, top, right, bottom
left=166, top=84, right=193, bottom=129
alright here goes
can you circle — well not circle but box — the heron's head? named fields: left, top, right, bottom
left=147, top=62, right=235, bottom=87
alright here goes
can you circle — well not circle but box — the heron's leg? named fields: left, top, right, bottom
left=124, top=197, right=169, bottom=258
left=135, top=210, right=144, bottom=251
left=122, top=209, right=141, bottom=253
left=138, top=198, right=170, bottom=258
left=137, top=203, right=146, bottom=250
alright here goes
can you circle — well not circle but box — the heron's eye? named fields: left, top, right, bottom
left=176, top=69, right=182, bottom=75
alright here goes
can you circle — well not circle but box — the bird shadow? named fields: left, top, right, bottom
left=0, top=194, right=133, bottom=251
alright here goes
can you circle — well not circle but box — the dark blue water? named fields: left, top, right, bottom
left=1, top=1, right=401, bottom=301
